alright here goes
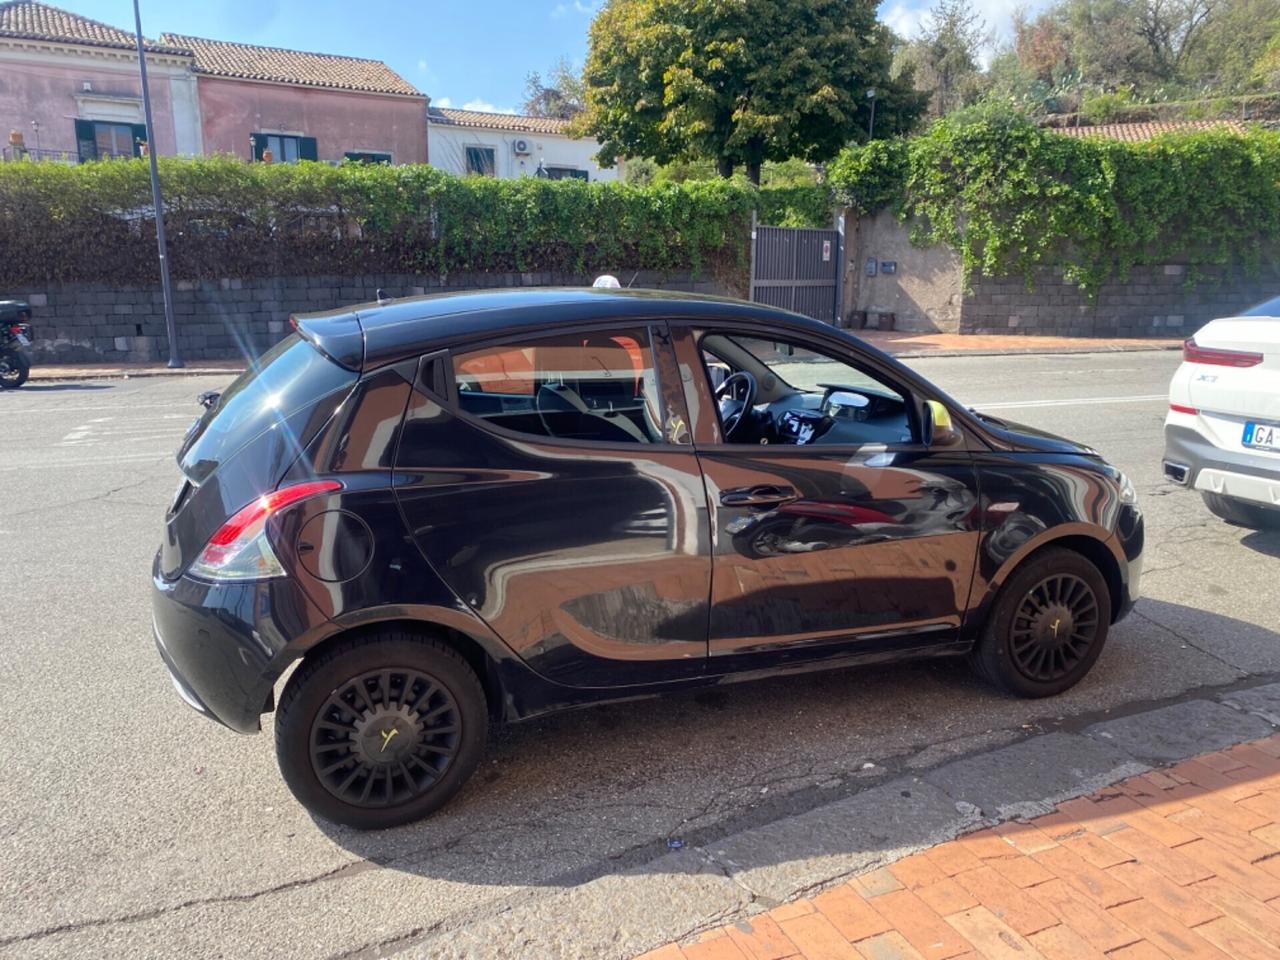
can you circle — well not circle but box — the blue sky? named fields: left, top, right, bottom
left=66, top=0, right=1031, bottom=115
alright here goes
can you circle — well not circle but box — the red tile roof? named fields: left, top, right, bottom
left=1051, top=120, right=1248, bottom=142
left=160, top=33, right=422, bottom=98
left=0, top=0, right=186, bottom=53
left=428, top=107, right=572, bottom=135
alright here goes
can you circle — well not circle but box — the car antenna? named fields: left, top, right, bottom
left=627, top=271, right=639, bottom=288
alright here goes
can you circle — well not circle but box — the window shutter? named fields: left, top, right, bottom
left=298, top=137, right=318, bottom=161
left=250, top=132, right=266, bottom=161
left=74, top=119, right=97, bottom=162
left=131, top=123, right=149, bottom=156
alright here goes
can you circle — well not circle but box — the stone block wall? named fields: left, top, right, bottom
left=960, top=262, right=1280, bottom=337
left=5, top=270, right=732, bottom=364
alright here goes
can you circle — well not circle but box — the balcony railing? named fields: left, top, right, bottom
left=2, top=146, right=80, bottom=163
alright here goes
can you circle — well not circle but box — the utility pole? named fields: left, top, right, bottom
left=867, top=88, right=878, bottom=141
left=132, top=0, right=182, bottom=367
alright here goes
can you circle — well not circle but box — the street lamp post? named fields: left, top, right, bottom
left=132, top=0, right=182, bottom=368
left=867, top=88, right=878, bottom=141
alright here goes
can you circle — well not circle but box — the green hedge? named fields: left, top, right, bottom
left=828, top=105, right=1280, bottom=293
left=0, top=157, right=796, bottom=286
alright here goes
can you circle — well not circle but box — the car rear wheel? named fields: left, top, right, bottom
left=0, top=349, right=29, bottom=389
left=970, top=547, right=1112, bottom=698
left=1202, top=492, right=1280, bottom=531
left=275, top=631, right=488, bottom=830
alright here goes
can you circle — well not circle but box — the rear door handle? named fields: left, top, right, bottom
left=720, top=485, right=798, bottom=508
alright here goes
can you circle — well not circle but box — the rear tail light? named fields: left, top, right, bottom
left=189, top=480, right=341, bottom=581
left=1169, top=403, right=1197, bottom=415
left=1183, top=337, right=1263, bottom=367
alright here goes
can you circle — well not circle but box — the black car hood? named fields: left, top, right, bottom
left=971, top=411, right=1100, bottom=456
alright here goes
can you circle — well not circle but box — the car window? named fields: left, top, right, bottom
left=699, top=333, right=914, bottom=447
left=451, top=329, right=663, bottom=444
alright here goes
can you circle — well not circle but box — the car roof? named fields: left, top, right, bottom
left=293, top=287, right=839, bottom=370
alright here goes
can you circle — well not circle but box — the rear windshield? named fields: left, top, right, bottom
left=179, top=334, right=357, bottom=483
left=1241, top=296, right=1280, bottom=317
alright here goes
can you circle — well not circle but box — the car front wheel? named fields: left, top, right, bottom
left=1202, top=492, right=1280, bottom=531
left=275, top=631, right=488, bottom=830
left=970, top=547, right=1112, bottom=698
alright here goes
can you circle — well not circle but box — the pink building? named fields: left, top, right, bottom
left=0, top=1, right=200, bottom=161
left=161, top=34, right=427, bottom=165
left=0, top=1, right=426, bottom=164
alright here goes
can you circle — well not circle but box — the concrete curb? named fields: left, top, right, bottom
left=393, top=680, right=1280, bottom=960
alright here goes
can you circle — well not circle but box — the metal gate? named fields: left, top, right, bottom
left=750, top=222, right=841, bottom=323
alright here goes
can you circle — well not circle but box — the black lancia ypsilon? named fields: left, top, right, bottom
left=153, top=288, right=1143, bottom=829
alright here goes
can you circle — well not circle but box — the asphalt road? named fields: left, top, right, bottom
left=2, top=349, right=1277, bottom=960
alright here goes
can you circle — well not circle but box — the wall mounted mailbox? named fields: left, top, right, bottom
left=864, top=257, right=877, bottom=277
left=880, top=260, right=897, bottom=275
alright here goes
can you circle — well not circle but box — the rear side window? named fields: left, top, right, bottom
left=179, top=334, right=357, bottom=482
left=451, top=328, right=662, bottom=444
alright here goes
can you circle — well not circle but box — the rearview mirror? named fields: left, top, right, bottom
left=923, top=400, right=962, bottom=447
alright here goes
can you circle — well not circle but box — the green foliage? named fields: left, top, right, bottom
left=827, top=105, right=1280, bottom=293
left=578, top=0, right=926, bottom=182
left=756, top=186, right=833, bottom=228
left=1081, top=86, right=1135, bottom=123
left=0, top=156, right=774, bottom=286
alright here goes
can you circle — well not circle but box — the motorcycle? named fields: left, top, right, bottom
left=0, top=300, right=33, bottom=390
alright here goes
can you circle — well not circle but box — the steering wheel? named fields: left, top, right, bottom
left=715, top=370, right=758, bottom=440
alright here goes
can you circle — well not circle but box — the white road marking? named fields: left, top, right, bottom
left=971, top=394, right=1166, bottom=411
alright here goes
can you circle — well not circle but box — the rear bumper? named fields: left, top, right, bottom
left=151, top=552, right=318, bottom=734
left=1163, top=424, right=1280, bottom=508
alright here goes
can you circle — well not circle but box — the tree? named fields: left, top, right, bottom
left=902, top=0, right=991, bottom=116
left=578, top=0, right=926, bottom=183
left=522, top=57, right=587, bottom=119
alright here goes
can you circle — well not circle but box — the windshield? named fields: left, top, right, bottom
left=1241, top=296, right=1280, bottom=317
left=179, top=335, right=356, bottom=483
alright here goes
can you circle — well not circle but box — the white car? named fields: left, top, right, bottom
left=1164, top=298, right=1280, bottom=529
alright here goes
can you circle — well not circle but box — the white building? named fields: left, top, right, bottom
left=426, top=106, right=620, bottom=182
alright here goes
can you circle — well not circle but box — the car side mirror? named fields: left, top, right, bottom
left=923, top=400, right=962, bottom=448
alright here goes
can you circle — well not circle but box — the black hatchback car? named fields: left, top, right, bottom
left=153, top=288, right=1143, bottom=829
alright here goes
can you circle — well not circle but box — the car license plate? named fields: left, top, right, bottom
left=1243, top=421, right=1280, bottom=452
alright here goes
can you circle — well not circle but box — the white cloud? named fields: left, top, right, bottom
left=881, top=1, right=927, bottom=38
left=552, top=0, right=595, bottom=16
left=434, top=96, right=452, bottom=108
left=462, top=98, right=519, bottom=115
left=417, top=58, right=428, bottom=73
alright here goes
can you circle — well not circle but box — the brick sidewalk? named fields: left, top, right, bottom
left=638, top=736, right=1280, bottom=960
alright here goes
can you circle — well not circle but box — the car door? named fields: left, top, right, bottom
left=670, top=323, right=982, bottom=663
left=393, top=321, right=713, bottom=687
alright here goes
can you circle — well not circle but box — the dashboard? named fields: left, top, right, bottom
left=752, top=384, right=913, bottom=446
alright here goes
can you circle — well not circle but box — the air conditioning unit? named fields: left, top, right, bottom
left=512, top=138, right=532, bottom=156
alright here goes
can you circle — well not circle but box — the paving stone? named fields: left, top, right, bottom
left=1086, top=700, right=1275, bottom=762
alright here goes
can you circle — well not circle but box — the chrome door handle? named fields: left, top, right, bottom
left=720, top=485, right=798, bottom=508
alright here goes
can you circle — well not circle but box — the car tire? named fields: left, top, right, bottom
left=1201, top=492, right=1280, bottom=531
left=0, top=349, right=29, bottom=389
left=970, top=547, right=1112, bottom=698
left=275, top=630, right=488, bottom=830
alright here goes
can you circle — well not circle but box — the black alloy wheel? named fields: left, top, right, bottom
left=1008, top=573, right=1100, bottom=683
left=0, top=349, right=29, bottom=389
left=970, top=547, right=1112, bottom=698
left=276, top=632, right=487, bottom=830
left=309, top=667, right=462, bottom=808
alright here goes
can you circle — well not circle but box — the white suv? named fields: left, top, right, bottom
left=1164, top=297, right=1280, bottom=530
